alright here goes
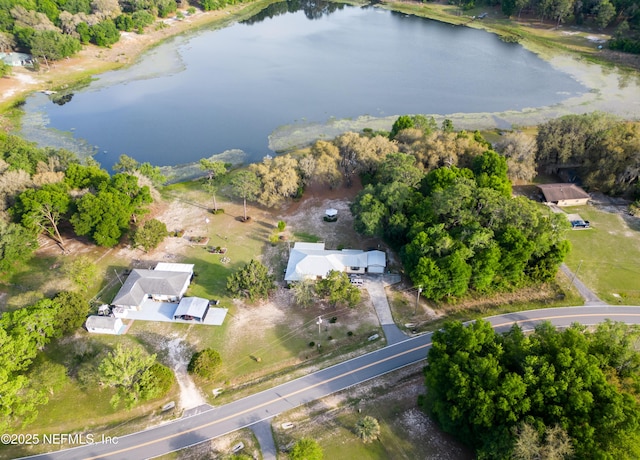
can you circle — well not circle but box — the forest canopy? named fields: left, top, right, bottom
left=422, top=319, right=640, bottom=459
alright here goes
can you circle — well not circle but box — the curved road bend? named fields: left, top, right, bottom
left=24, top=305, right=640, bottom=460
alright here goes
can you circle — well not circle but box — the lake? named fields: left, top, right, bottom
left=18, top=0, right=585, bottom=169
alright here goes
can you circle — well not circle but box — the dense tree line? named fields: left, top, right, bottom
left=0, top=291, right=88, bottom=430
left=0, top=0, right=240, bottom=64
left=422, top=319, right=640, bottom=459
left=536, top=112, right=640, bottom=195
left=350, top=121, right=570, bottom=301
left=0, top=134, right=160, bottom=277
left=448, top=0, right=639, bottom=39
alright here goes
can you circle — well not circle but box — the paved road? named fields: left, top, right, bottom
left=23, top=305, right=640, bottom=460
left=250, top=420, right=276, bottom=460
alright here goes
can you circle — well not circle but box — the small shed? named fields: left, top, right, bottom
left=86, top=315, right=125, bottom=335
left=174, top=296, right=209, bottom=322
left=537, top=183, right=590, bottom=207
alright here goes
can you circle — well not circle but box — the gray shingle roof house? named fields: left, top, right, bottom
left=284, top=242, right=386, bottom=282
left=537, top=183, right=590, bottom=206
left=112, top=263, right=193, bottom=310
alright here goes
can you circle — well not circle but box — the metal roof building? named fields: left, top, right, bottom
left=173, top=297, right=209, bottom=322
left=284, top=242, right=386, bottom=282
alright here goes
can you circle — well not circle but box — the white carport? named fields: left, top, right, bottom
left=173, top=297, right=209, bottom=322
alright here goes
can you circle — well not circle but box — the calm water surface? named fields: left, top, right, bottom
left=19, top=1, right=585, bottom=169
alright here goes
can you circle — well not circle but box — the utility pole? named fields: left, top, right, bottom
left=316, top=316, right=322, bottom=348
left=571, top=260, right=583, bottom=285
left=414, top=286, right=423, bottom=315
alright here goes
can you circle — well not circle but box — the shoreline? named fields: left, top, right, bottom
left=0, top=1, right=279, bottom=111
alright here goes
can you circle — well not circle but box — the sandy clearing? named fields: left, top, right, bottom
left=166, top=334, right=208, bottom=410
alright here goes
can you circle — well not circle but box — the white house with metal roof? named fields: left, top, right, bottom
left=284, top=242, right=386, bottom=282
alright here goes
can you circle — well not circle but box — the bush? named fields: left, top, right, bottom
left=355, top=416, right=380, bottom=443
left=140, top=363, right=175, bottom=400
left=132, top=219, right=168, bottom=252
left=308, top=341, right=315, bottom=347
left=188, top=349, right=222, bottom=379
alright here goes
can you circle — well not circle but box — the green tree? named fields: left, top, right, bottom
left=0, top=60, right=10, bottom=78
left=351, top=190, right=387, bottom=237
left=0, top=218, right=37, bottom=276
left=355, top=416, right=380, bottom=443
left=61, top=256, right=97, bottom=293
left=29, top=30, right=81, bottom=64
left=71, top=174, right=151, bottom=247
left=64, top=163, right=110, bottom=190
left=595, top=0, right=616, bottom=28
left=290, top=438, right=323, bottom=460
left=139, top=363, right=174, bottom=400
left=226, top=259, right=275, bottom=301
left=113, top=154, right=139, bottom=173
left=441, top=118, right=454, bottom=133
left=229, top=170, right=260, bottom=221
left=472, top=150, right=512, bottom=197
left=89, top=19, right=120, bottom=46
left=389, top=115, right=414, bottom=140
left=98, top=343, right=158, bottom=409
left=28, top=359, right=68, bottom=396
left=199, top=159, right=227, bottom=212
left=51, top=291, right=89, bottom=335
left=291, top=279, right=316, bottom=308
left=188, top=348, right=222, bottom=379
left=12, top=182, right=70, bottom=251
left=132, top=218, right=168, bottom=252
left=316, top=270, right=361, bottom=307
left=376, top=152, right=423, bottom=188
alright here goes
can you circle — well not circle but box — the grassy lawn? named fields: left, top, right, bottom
left=563, top=206, right=640, bottom=305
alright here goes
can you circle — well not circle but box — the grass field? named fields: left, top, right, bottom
left=563, top=205, right=640, bottom=305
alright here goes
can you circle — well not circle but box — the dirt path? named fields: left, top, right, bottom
left=166, top=335, right=208, bottom=410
